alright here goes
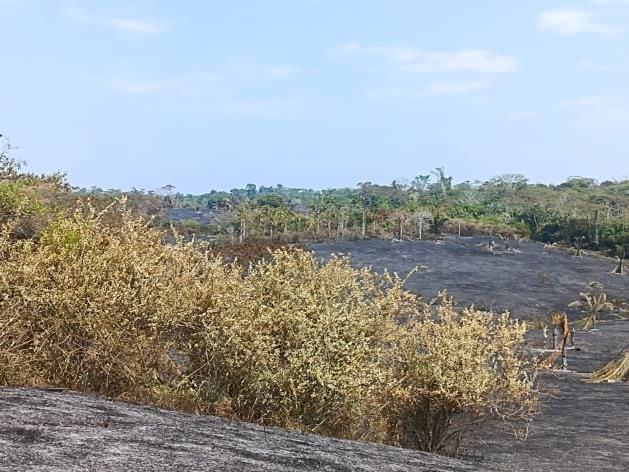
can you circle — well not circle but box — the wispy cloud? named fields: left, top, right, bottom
left=539, top=9, right=619, bottom=36
left=420, top=80, right=490, bottom=96
left=100, top=63, right=298, bottom=97
left=107, top=18, right=165, bottom=34
left=64, top=7, right=167, bottom=34
left=337, top=43, right=517, bottom=73
left=373, top=80, right=490, bottom=99
left=105, top=79, right=179, bottom=95
left=101, top=73, right=220, bottom=96
left=561, top=95, right=627, bottom=107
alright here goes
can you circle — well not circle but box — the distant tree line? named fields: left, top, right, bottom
left=2, top=133, right=626, bottom=257
left=75, top=168, right=629, bottom=256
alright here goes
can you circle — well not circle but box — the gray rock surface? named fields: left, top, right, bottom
left=0, top=387, right=486, bottom=472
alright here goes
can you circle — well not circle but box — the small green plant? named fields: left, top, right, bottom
left=568, top=282, right=613, bottom=329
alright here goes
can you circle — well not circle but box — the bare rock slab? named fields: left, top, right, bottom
left=0, top=387, right=486, bottom=472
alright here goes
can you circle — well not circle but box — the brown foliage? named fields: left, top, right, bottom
left=213, top=238, right=302, bottom=267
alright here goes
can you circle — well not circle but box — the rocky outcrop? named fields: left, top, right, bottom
left=0, top=387, right=486, bottom=472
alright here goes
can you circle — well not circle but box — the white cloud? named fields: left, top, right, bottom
left=337, top=43, right=517, bottom=73
left=372, top=80, right=490, bottom=99
left=106, top=79, right=176, bottom=95
left=64, top=7, right=167, bottom=34
left=539, top=9, right=619, bottom=36
left=418, top=80, right=490, bottom=97
left=107, top=18, right=165, bottom=34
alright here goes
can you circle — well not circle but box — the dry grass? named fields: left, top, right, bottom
left=591, top=352, right=629, bottom=383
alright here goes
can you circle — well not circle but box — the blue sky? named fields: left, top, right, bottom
left=1, top=1, right=629, bottom=193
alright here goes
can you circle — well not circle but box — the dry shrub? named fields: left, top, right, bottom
left=0, top=200, right=232, bottom=408
left=0, top=201, right=538, bottom=452
left=381, top=296, right=537, bottom=453
left=187, top=249, right=416, bottom=439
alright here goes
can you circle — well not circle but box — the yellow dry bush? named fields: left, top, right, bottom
left=0, top=201, right=538, bottom=452
left=188, top=249, right=419, bottom=438
left=381, top=296, right=537, bottom=452
left=0, top=201, right=237, bottom=408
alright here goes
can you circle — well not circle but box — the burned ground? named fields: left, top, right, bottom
left=309, top=237, right=629, bottom=319
left=474, top=321, right=629, bottom=472
left=311, top=238, right=629, bottom=471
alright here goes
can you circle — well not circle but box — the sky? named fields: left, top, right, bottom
left=1, top=0, right=629, bottom=193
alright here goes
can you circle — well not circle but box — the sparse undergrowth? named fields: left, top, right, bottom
left=0, top=201, right=538, bottom=453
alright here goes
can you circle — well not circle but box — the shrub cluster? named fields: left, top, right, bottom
left=0, top=201, right=538, bottom=452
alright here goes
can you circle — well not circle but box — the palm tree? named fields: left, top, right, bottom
left=568, top=282, right=613, bottom=329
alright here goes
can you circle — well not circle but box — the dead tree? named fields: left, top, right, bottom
left=573, top=236, right=585, bottom=258
left=611, top=246, right=626, bottom=274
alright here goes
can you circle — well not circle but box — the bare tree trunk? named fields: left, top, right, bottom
left=613, top=256, right=625, bottom=274
left=594, top=210, right=600, bottom=246
left=362, top=210, right=366, bottom=238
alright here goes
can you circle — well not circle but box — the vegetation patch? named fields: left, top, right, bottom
left=0, top=198, right=538, bottom=453
left=592, top=352, right=629, bottom=383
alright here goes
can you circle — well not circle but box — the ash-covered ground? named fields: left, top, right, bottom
left=310, top=237, right=629, bottom=471
left=309, top=237, right=629, bottom=319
